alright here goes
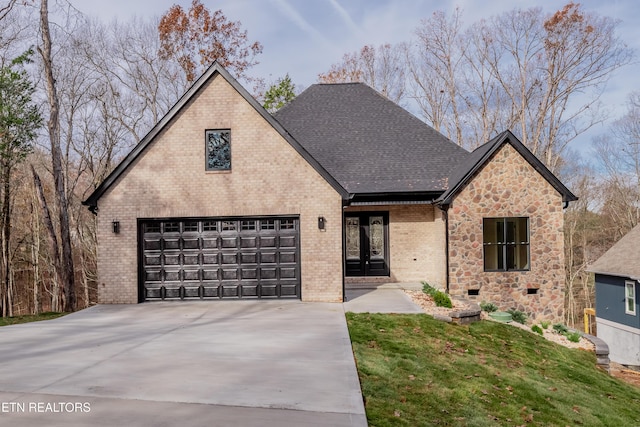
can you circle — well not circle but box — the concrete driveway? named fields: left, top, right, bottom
left=0, top=302, right=367, bottom=426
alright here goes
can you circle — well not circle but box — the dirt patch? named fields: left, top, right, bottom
left=610, top=363, right=640, bottom=388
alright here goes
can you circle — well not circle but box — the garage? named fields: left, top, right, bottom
left=139, top=217, right=300, bottom=301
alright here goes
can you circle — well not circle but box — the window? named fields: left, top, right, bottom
left=483, top=217, right=529, bottom=271
left=626, top=281, right=636, bottom=315
left=205, top=130, right=231, bottom=170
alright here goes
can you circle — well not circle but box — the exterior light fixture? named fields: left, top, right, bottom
left=318, top=216, right=326, bottom=230
left=112, top=220, right=120, bottom=234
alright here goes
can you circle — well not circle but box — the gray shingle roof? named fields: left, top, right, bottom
left=588, top=224, right=640, bottom=280
left=274, top=83, right=468, bottom=195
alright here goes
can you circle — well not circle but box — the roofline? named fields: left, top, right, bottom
left=346, top=190, right=443, bottom=204
left=83, top=62, right=348, bottom=211
left=586, top=269, right=640, bottom=281
left=436, top=130, right=578, bottom=206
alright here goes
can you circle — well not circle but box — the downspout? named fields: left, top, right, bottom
left=443, top=204, right=450, bottom=294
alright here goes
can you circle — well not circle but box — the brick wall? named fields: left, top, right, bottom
left=96, top=73, right=344, bottom=303
left=447, top=143, right=565, bottom=322
left=344, top=205, right=447, bottom=287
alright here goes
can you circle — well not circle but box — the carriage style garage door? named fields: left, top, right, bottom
left=140, top=217, right=300, bottom=301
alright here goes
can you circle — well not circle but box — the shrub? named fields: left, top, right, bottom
left=421, top=281, right=437, bottom=296
left=566, top=332, right=582, bottom=343
left=507, top=309, right=527, bottom=324
left=433, top=291, right=453, bottom=308
left=553, top=323, right=569, bottom=334
left=531, top=325, right=544, bottom=336
left=480, top=301, right=498, bottom=313
left=540, top=320, right=550, bottom=329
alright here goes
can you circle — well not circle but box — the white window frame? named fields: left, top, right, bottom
left=625, top=280, right=636, bottom=316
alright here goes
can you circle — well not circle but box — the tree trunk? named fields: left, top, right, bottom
left=31, top=165, right=62, bottom=312
left=1, top=164, right=11, bottom=317
left=39, top=0, right=75, bottom=312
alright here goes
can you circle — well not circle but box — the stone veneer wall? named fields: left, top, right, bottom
left=344, top=205, right=446, bottom=287
left=96, top=73, right=344, bottom=303
left=447, top=143, right=565, bottom=322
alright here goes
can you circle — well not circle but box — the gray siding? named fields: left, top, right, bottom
left=595, top=274, right=640, bottom=329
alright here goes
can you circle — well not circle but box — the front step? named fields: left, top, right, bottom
left=345, top=279, right=422, bottom=291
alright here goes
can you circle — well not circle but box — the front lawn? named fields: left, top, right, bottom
left=346, top=313, right=640, bottom=426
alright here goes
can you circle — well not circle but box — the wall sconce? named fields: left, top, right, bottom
left=318, top=216, right=326, bottom=230
left=112, top=220, right=120, bottom=234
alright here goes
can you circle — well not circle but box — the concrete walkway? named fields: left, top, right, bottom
left=0, top=302, right=367, bottom=427
left=344, top=288, right=424, bottom=314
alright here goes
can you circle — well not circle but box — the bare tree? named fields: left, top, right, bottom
left=318, top=44, right=406, bottom=104
left=37, top=0, right=75, bottom=312
left=408, top=3, right=632, bottom=169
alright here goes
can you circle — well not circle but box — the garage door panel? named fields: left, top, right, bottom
left=144, top=254, right=161, bottom=266
left=202, top=285, right=220, bottom=298
left=202, top=269, right=219, bottom=281
left=241, top=268, right=258, bottom=279
left=280, top=267, right=297, bottom=279
left=163, top=238, right=180, bottom=250
left=240, top=252, right=257, bottom=264
left=202, top=237, right=218, bottom=249
left=222, top=285, right=239, bottom=298
left=164, top=253, right=180, bottom=265
left=221, top=269, right=237, bottom=280
left=241, top=237, right=257, bottom=248
left=202, top=253, right=219, bottom=265
left=279, top=235, right=297, bottom=248
left=260, top=252, right=277, bottom=264
left=141, top=217, right=299, bottom=301
left=183, top=285, right=201, bottom=298
left=280, top=252, right=296, bottom=264
left=260, top=236, right=276, bottom=248
left=182, top=237, right=200, bottom=250
left=221, top=237, right=237, bottom=248
left=144, top=238, right=162, bottom=251
left=261, top=268, right=277, bottom=279
left=182, top=269, right=199, bottom=281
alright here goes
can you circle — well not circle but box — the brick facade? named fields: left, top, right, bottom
left=447, top=143, right=565, bottom=322
left=95, top=74, right=343, bottom=303
left=345, top=205, right=447, bottom=286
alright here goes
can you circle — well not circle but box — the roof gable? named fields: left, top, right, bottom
left=437, top=130, right=578, bottom=205
left=83, top=62, right=347, bottom=211
left=588, top=224, right=640, bottom=280
left=274, top=83, right=468, bottom=196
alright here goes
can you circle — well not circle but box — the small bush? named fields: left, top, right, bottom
left=553, top=323, right=569, bottom=334
left=433, top=291, right=453, bottom=308
left=540, top=320, right=550, bottom=329
left=421, top=281, right=437, bottom=296
left=507, top=309, right=527, bottom=324
left=566, top=332, right=582, bottom=343
left=480, top=301, right=498, bottom=313
left=531, top=324, right=544, bottom=336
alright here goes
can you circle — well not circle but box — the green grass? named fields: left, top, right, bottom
left=0, top=312, right=65, bottom=326
left=346, top=313, right=640, bottom=426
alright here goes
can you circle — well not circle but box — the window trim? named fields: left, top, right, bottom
left=625, top=280, right=636, bottom=316
left=205, top=129, right=231, bottom=171
left=482, top=217, right=530, bottom=272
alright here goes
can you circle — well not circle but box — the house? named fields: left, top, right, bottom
left=83, top=62, right=576, bottom=321
left=588, top=224, right=640, bottom=367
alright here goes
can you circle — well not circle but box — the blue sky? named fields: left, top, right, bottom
left=72, top=0, right=639, bottom=150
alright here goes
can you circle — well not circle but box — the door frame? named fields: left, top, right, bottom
left=343, top=211, right=390, bottom=277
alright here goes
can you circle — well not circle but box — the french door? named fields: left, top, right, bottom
left=344, top=213, right=389, bottom=276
